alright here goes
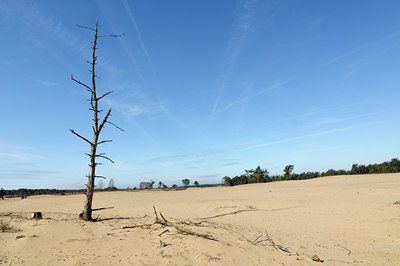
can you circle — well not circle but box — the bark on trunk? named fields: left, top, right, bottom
left=71, top=19, right=122, bottom=221
left=81, top=134, right=98, bottom=220
left=81, top=20, right=100, bottom=221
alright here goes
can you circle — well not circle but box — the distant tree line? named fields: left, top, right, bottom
left=223, top=158, right=400, bottom=186
left=1, top=188, right=70, bottom=197
left=3, top=158, right=399, bottom=194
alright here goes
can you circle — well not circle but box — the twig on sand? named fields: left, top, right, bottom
left=153, top=206, right=217, bottom=241
left=158, top=229, right=169, bottom=237
left=335, top=244, right=351, bottom=255
left=120, top=223, right=153, bottom=230
left=208, top=257, right=221, bottom=261
left=251, top=230, right=324, bottom=263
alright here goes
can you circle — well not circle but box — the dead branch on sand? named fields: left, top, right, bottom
left=153, top=206, right=218, bottom=241
left=115, top=207, right=217, bottom=241
left=251, top=230, right=324, bottom=263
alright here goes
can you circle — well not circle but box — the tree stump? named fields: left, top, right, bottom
left=32, top=212, right=42, bottom=220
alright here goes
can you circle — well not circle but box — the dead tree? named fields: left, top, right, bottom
left=70, top=19, right=124, bottom=221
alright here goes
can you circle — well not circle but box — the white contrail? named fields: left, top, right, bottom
left=121, top=0, right=152, bottom=67
left=213, top=29, right=400, bottom=115
left=212, top=0, right=259, bottom=114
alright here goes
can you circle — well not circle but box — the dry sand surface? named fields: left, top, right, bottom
left=1, top=173, right=400, bottom=265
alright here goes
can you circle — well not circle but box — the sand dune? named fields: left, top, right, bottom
left=1, top=173, right=399, bottom=265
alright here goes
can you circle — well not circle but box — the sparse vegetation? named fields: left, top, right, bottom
left=0, top=219, right=17, bottom=233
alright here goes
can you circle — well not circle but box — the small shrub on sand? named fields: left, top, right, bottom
left=0, top=219, right=17, bottom=233
left=393, top=201, right=400, bottom=205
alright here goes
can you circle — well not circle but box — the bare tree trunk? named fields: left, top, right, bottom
left=71, top=19, right=123, bottom=221
left=82, top=135, right=98, bottom=221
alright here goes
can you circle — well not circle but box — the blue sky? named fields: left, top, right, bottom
left=1, top=0, right=399, bottom=189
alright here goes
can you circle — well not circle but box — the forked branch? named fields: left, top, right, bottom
left=251, top=230, right=324, bottom=263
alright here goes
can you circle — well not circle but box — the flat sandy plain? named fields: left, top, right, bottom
left=1, top=173, right=399, bottom=265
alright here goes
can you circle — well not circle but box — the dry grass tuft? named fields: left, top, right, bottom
left=0, top=218, right=18, bottom=233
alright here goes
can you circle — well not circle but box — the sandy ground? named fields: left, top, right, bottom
left=1, top=173, right=399, bottom=265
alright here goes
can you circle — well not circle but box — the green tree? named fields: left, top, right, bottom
left=172, top=184, right=177, bottom=188
left=182, top=179, right=190, bottom=187
left=284, top=165, right=294, bottom=180
left=246, top=166, right=269, bottom=183
left=223, top=176, right=233, bottom=186
left=194, top=181, right=199, bottom=187
left=0, top=188, right=5, bottom=200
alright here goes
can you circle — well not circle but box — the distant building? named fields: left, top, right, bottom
left=140, top=181, right=154, bottom=189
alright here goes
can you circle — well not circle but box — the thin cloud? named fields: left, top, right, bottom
left=36, top=79, right=58, bottom=87
left=312, top=113, right=376, bottom=126
left=138, top=121, right=383, bottom=177
left=150, top=154, right=189, bottom=163
left=155, top=149, right=229, bottom=167
left=121, top=0, right=152, bottom=67
left=218, top=161, right=241, bottom=167
left=0, top=169, right=59, bottom=180
left=246, top=121, right=385, bottom=150
left=104, top=98, right=145, bottom=120
left=212, top=0, right=258, bottom=113
left=291, top=100, right=374, bottom=121
left=129, top=120, right=159, bottom=147
left=103, top=85, right=186, bottom=130
left=98, top=97, right=160, bottom=145
left=284, top=29, right=400, bottom=83
left=291, top=145, right=347, bottom=155
left=97, top=1, right=184, bottom=129
left=0, top=143, right=47, bottom=162
left=213, top=29, right=400, bottom=116
left=0, top=1, right=86, bottom=54
left=197, top=174, right=220, bottom=179
left=96, top=1, right=146, bottom=83
left=213, top=81, right=283, bottom=115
